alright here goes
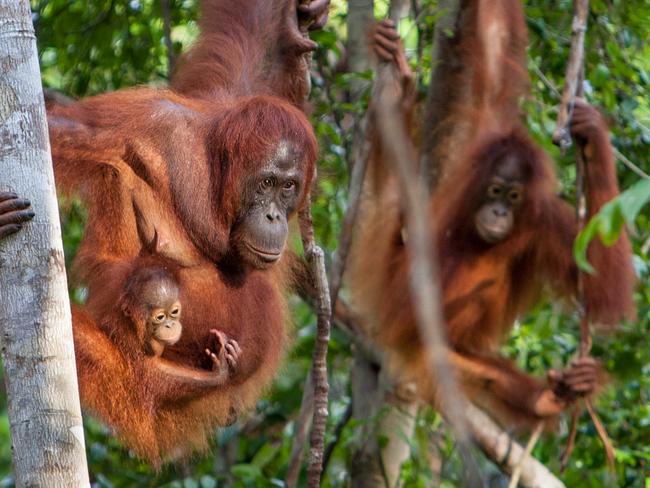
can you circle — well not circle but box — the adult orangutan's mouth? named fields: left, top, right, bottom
left=245, top=243, right=282, bottom=263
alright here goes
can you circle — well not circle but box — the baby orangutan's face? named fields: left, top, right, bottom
left=142, top=279, right=182, bottom=346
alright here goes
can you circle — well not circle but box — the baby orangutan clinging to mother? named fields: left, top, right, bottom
left=352, top=0, right=635, bottom=427
left=120, top=265, right=184, bottom=358
left=118, top=264, right=243, bottom=385
left=118, top=263, right=241, bottom=377
left=64, top=238, right=243, bottom=461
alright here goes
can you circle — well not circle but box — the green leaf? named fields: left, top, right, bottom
left=231, top=464, right=263, bottom=482
left=574, top=218, right=598, bottom=274
left=251, top=443, right=279, bottom=468
left=597, top=201, right=625, bottom=246
left=618, top=178, right=650, bottom=222
left=574, top=178, right=650, bottom=271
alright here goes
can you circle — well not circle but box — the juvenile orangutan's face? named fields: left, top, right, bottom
left=475, top=156, right=525, bottom=244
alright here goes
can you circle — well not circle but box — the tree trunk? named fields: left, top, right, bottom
left=346, top=1, right=383, bottom=485
left=0, top=1, right=90, bottom=486
left=376, top=374, right=418, bottom=487
left=350, top=359, right=419, bottom=488
left=350, top=352, right=384, bottom=487
left=347, top=0, right=374, bottom=99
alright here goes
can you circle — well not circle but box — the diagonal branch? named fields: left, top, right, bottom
left=507, top=421, right=544, bottom=488
left=373, top=45, right=483, bottom=486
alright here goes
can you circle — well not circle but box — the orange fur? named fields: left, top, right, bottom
left=48, top=0, right=320, bottom=465
left=422, top=0, right=529, bottom=187
left=352, top=0, right=635, bottom=427
left=171, top=0, right=316, bottom=107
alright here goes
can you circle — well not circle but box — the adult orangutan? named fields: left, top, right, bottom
left=351, top=1, right=635, bottom=426
left=1, top=0, right=329, bottom=465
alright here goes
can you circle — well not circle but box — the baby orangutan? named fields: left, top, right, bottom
left=119, top=266, right=183, bottom=357
left=118, top=264, right=241, bottom=380
left=70, top=257, right=243, bottom=461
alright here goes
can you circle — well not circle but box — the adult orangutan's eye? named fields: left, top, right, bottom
left=260, top=178, right=273, bottom=190
left=283, top=181, right=295, bottom=191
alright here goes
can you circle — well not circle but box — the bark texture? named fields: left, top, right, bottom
left=0, top=1, right=89, bottom=486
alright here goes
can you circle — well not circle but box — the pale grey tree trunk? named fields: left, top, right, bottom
left=346, top=1, right=383, bottom=486
left=347, top=0, right=374, bottom=100
left=0, top=1, right=89, bottom=486
left=375, top=374, right=419, bottom=487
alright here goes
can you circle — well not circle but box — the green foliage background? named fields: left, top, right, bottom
left=0, top=0, right=647, bottom=486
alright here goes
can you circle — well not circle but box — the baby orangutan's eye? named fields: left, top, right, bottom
left=487, top=184, right=503, bottom=198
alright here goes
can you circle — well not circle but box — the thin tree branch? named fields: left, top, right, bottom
left=288, top=248, right=380, bottom=488
left=288, top=3, right=334, bottom=485
left=585, top=400, right=616, bottom=471
left=552, top=0, right=589, bottom=148
left=287, top=3, right=378, bottom=481
left=532, top=63, right=648, bottom=179
left=373, top=39, right=482, bottom=487
left=507, top=421, right=544, bottom=488
left=613, top=147, right=650, bottom=179
left=160, top=0, right=175, bottom=77
left=554, top=0, right=616, bottom=473
left=560, top=404, right=579, bottom=471
left=298, top=204, right=332, bottom=488
left=467, top=405, right=566, bottom=488
left=286, top=62, right=373, bottom=488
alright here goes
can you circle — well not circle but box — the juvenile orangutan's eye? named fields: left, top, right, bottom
left=155, top=313, right=165, bottom=322
left=170, top=308, right=180, bottom=317
left=487, top=184, right=502, bottom=198
left=508, top=190, right=522, bottom=204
